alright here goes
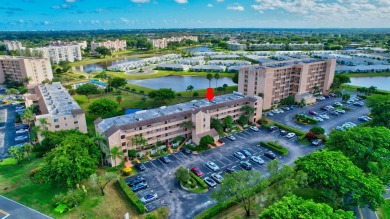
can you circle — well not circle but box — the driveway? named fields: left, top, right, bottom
left=0, top=195, right=52, bottom=219
left=125, top=127, right=320, bottom=219
left=269, top=96, right=370, bottom=133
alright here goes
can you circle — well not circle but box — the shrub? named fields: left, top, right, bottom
left=128, top=150, right=137, bottom=159
left=145, top=214, right=157, bottom=219
left=139, top=90, right=144, bottom=94
left=123, top=167, right=132, bottom=176
left=30, top=168, right=39, bottom=177
left=131, top=88, right=136, bottom=92
left=260, top=141, right=289, bottom=155
left=295, top=114, right=318, bottom=125
left=309, top=126, right=325, bottom=135
left=190, top=172, right=208, bottom=189
left=125, top=86, right=130, bottom=90
left=305, top=132, right=318, bottom=141
left=118, top=178, right=145, bottom=214
left=357, top=94, right=367, bottom=99
left=53, top=188, right=86, bottom=209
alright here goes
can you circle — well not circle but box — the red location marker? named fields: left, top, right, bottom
left=205, top=88, right=215, bottom=101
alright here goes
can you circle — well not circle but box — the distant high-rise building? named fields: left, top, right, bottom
left=90, top=39, right=126, bottom=54
left=3, top=40, right=26, bottom=51
left=238, top=59, right=336, bottom=109
left=50, top=40, right=88, bottom=49
left=30, top=44, right=82, bottom=64
left=148, top=36, right=198, bottom=49
left=0, top=56, right=53, bottom=85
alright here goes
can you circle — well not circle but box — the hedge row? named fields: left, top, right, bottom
left=356, top=94, right=368, bottom=99
left=295, top=114, right=318, bottom=125
left=117, top=178, right=145, bottom=214
left=190, top=172, right=208, bottom=189
left=194, top=179, right=269, bottom=219
left=260, top=141, right=289, bottom=155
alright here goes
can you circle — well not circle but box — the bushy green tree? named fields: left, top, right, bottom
left=90, top=172, right=119, bottom=196
left=309, top=126, right=325, bottom=135
left=76, top=83, right=99, bottom=96
left=148, top=88, right=175, bottom=102
left=110, top=77, right=127, bottom=89
left=94, top=46, right=111, bottom=57
left=8, top=146, right=24, bottom=165
left=88, top=98, right=119, bottom=116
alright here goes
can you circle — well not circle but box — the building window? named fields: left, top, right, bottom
left=122, top=142, right=126, bottom=146
left=73, top=115, right=77, bottom=118
left=55, top=125, right=60, bottom=128
left=121, top=135, right=125, bottom=139
left=54, top=119, right=59, bottom=122
left=64, top=117, right=66, bottom=120
left=74, top=121, right=78, bottom=124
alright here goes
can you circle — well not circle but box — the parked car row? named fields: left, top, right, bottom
left=265, top=105, right=299, bottom=117
left=316, top=93, right=337, bottom=101
left=128, top=176, right=149, bottom=192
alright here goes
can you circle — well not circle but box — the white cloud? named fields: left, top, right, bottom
left=65, top=0, right=77, bottom=2
left=120, top=18, right=130, bottom=24
left=52, top=4, right=71, bottom=9
left=90, top=20, right=99, bottom=24
left=216, top=0, right=224, bottom=2
left=43, top=20, right=49, bottom=25
left=207, top=3, right=213, bottom=7
left=95, top=8, right=104, bottom=13
left=19, top=19, right=24, bottom=24
left=174, top=0, right=188, bottom=4
left=227, top=3, right=244, bottom=11
left=130, top=0, right=150, bottom=3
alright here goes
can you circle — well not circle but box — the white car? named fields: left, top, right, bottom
left=16, top=129, right=29, bottom=134
left=249, top=126, right=259, bottom=132
left=286, top=133, right=296, bottom=138
left=206, top=162, right=220, bottom=171
left=11, top=102, right=20, bottom=105
left=277, top=109, right=285, bottom=113
left=333, top=102, right=343, bottom=107
left=204, top=177, right=217, bottom=187
left=141, top=193, right=158, bottom=204
left=271, top=110, right=280, bottom=114
left=210, top=173, right=223, bottom=184
left=251, top=156, right=265, bottom=165
left=319, top=114, right=329, bottom=120
left=336, top=109, right=346, bottom=114
left=15, top=135, right=29, bottom=142
left=314, top=117, right=323, bottom=122
left=226, top=135, right=236, bottom=141
left=233, top=151, right=246, bottom=160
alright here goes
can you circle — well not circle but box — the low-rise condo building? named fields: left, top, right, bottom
left=0, top=56, right=53, bottom=85
left=238, top=59, right=336, bottom=109
left=24, top=82, right=87, bottom=141
left=50, top=40, right=88, bottom=49
left=3, top=40, right=25, bottom=51
left=148, top=36, right=198, bottom=49
left=95, top=92, right=262, bottom=166
left=91, top=39, right=126, bottom=54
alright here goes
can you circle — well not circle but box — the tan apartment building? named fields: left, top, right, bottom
left=24, top=82, right=87, bottom=141
left=238, top=59, right=336, bottom=109
left=95, top=92, right=262, bottom=167
left=3, top=40, right=25, bottom=51
left=148, top=36, right=199, bottom=49
left=91, top=39, right=126, bottom=54
left=31, top=44, right=82, bottom=64
left=0, top=56, right=53, bottom=85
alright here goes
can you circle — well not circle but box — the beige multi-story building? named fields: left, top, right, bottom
left=95, top=92, right=262, bottom=166
left=3, top=40, right=26, bottom=51
left=0, top=56, right=53, bottom=85
left=50, top=40, right=88, bottom=50
left=30, top=44, right=82, bottom=64
left=91, top=39, right=126, bottom=54
left=238, top=59, right=336, bottom=109
left=24, top=82, right=87, bottom=141
left=148, top=36, right=198, bottom=49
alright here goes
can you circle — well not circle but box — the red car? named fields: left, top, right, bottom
left=191, top=167, right=203, bottom=177
left=308, top=110, right=318, bottom=116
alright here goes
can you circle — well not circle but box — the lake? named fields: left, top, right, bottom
left=73, top=57, right=141, bottom=73
left=348, top=76, right=390, bottom=91
left=127, top=75, right=236, bottom=92
left=184, top=46, right=214, bottom=53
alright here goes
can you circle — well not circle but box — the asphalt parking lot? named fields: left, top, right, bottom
left=125, top=127, right=319, bottom=219
left=268, top=95, right=370, bottom=133
left=0, top=104, right=17, bottom=158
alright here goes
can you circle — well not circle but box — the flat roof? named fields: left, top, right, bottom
left=37, top=82, right=83, bottom=117
left=97, top=92, right=256, bottom=133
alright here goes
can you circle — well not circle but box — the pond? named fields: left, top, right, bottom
left=125, top=108, right=143, bottom=114
left=348, top=76, right=390, bottom=91
left=184, top=46, right=214, bottom=53
left=73, top=57, right=141, bottom=73
left=127, top=75, right=236, bottom=92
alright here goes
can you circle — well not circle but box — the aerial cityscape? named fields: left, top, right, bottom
left=0, top=1, right=389, bottom=219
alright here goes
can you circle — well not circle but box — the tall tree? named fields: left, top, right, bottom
left=22, top=143, right=33, bottom=162
left=90, top=172, right=119, bottom=196
left=259, top=195, right=354, bottom=219
left=232, top=72, right=239, bottom=84
left=93, top=132, right=109, bottom=166
left=186, top=85, right=194, bottom=96
left=295, top=150, right=385, bottom=210
left=38, top=133, right=100, bottom=187
left=88, top=98, right=119, bottom=116
left=109, top=146, right=124, bottom=169
left=5, top=88, right=19, bottom=95
left=214, top=72, right=220, bottom=88
left=21, top=108, right=34, bottom=130
left=148, top=88, right=176, bottom=102
left=22, top=76, right=32, bottom=84
left=180, top=121, right=194, bottom=133
left=116, top=95, right=123, bottom=105
left=370, top=102, right=390, bottom=129
left=241, top=104, right=255, bottom=123
left=326, top=126, right=390, bottom=184
left=76, top=83, right=99, bottom=96
left=206, top=73, right=213, bottom=87
left=94, top=46, right=111, bottom=57
left=130, top=134, right=148, bottom=151
left=211, top=170, right=268, bottom=216
left=110, top=77, right=127, bottom=89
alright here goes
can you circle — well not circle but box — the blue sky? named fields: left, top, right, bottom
left=1, top=0, right=389, bottom=30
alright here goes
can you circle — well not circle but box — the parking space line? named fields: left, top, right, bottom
left=171, top=153, right=183, bottom=161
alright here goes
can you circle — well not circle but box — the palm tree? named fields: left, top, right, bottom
left=214, top=73, right=220, bottom=88
left=22, top=143, right=33, bottom=162
left=109, top=146, right=124, bottom=169
left=116, top=95, right=123, bottom=105
left=313, top=86, right=320, bottom=94
left=22, top=109, right=34, bottom=131
left=206, top=73, right=213, bottom=88
left=180, top=121, right=194, bottom=135
left=22, top=76, right=32, bottom=84
left=38, top=118, right=50, bottom=131
left=241, top=104, right=255, bottom=123
left=131, top=134, right=148, bottom=151
left=186, top=85, right=194, bottom=96
left=94, top=132, right=109, bottom=166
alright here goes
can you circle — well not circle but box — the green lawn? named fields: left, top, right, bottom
left=0, top=157, right=168, bottom=219
left=378, top=199, right=390, bottom=219
left=346, top=72, right=390, bottom=78
left=338, top=84, right=390, bottom=94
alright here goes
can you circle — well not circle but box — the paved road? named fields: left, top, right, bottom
left=269, top=96, right=369, bottom=133
left=126, top=127, right=320, bottom=219
left=0, top=195, right=52, bottom=219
